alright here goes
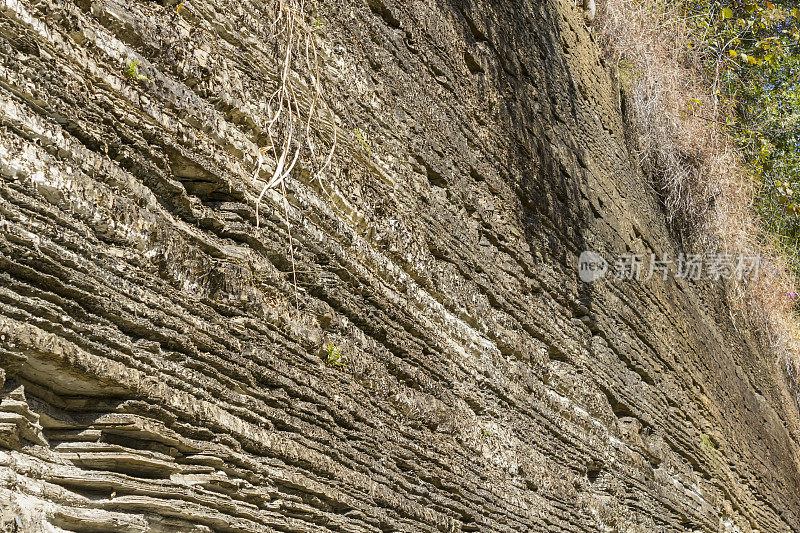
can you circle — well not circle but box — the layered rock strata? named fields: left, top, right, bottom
left=0, top=0, right=799, bottom=531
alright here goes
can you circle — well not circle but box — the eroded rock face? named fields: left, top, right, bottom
left=0, top=0, right=799, bottom=531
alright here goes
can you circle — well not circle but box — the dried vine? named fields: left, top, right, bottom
left=252, top=0, right=337, bottom=307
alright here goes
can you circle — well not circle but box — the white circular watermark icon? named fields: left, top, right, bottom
left=578, top=251, right=608, bottom=283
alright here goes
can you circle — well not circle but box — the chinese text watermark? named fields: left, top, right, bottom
left=578, top=251, right=761, bottom=283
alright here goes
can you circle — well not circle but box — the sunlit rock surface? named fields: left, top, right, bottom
left=0, top=0, right=799, bottom=531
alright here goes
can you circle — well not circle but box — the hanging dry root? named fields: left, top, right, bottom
left=252, top=0, right=337, bottom=308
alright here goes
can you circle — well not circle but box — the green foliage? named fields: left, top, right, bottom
left=353, top=129, right=372, bottom=159
left=699, top=433, right=718, bottom=466
left=324, top=342, right=345, bottom=367
left=616, top=58, right=639, bottom=91
left=681, top=0, right=800, bottom=266
left=123, top=60, right=151, bottom=82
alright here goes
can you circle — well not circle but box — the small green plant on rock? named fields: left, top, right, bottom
left=324, top=342, right=345, bottom=367
left=123, top=60, right=151, bottom=82
left=700, top=433, right=717, bottom=465
left=353, top=128, right=372, bottom=159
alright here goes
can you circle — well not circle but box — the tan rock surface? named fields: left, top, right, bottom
left=0, top=0, right=798, bottom=531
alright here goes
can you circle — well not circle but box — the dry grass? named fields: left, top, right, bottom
left=596, top=0, right=800, bottom=383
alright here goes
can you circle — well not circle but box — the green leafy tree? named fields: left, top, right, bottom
left=682, top=0, right=800, bottom=266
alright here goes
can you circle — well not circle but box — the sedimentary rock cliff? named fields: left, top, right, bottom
left=1, top=0, right=799, bottom=531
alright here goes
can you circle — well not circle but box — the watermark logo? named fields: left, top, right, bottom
left=578, top=251, right=761, bottom=283
left=578, top=251, right=609, bottom=283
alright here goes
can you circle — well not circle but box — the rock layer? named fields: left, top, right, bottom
left=0, top=0, right=799, bottom=531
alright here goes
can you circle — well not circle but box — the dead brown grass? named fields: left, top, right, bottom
left=596, top=0, right=800, bottom=382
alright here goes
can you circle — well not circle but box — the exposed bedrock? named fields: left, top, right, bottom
left=0, top=0, right=798, bottom=531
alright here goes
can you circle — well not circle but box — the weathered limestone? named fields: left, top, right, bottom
left=0, top=0, right=798, bottom=531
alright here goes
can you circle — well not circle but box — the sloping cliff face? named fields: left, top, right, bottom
left=1, top=0, right=799, bottom=531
